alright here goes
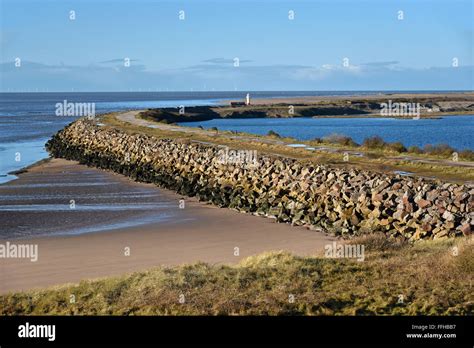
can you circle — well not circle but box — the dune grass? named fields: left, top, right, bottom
left=2, top=235, right=472, bottom=316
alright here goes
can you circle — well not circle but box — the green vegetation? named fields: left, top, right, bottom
left=362, top=136, right=387, bottom=149
left=320, top=133, right=358, bottom=147
left=315, top=133, right=474, bottom=161
left=2, top=235, right=472, bottom=315
left=267, top=130, right=281, bottom=138
left=386, top=142, right=407, bottom=153
left=362, top=136, right=408, bottom=153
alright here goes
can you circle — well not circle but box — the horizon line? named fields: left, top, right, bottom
left=1, top=89, right=473, bottom=94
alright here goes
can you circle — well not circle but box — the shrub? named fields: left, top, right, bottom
left=407, top=146, right=423, bottom=154
left=386, top=141, right=407, bottom=153
left=210, top=127, right=218, bottom=131
left=423, top=143, right=455, bottom=157
left=362, top=136, right=386, bottom=149
left=322, top=133, right=358, bottom=147
left=459, top=149, right=474, bottom=161
left=267, top=130, right=281, bottom=138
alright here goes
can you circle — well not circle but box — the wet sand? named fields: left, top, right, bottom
left=0, top=158, right=334, bottom=294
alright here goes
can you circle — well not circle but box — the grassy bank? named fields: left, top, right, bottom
left=2, top=235, right=472, bottom=315
left=309, top=134, right=474, bottom=161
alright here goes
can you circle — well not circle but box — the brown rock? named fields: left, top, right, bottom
left=393, top=209, right=408, bottom=221
left=459, top=223, right=471, bottom=236
left=442, top=210, right=455, bottom=222
left=392, top=182, right=402, bottom=190
left=416, top=198, right=431, bottom=209
left=372, top=193, right=384, bottom=202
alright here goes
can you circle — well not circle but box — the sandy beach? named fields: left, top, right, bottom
left=0, top=158, right=334, bottom=294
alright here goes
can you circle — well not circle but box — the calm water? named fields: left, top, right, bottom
left=181, top=116, right=474, bottom=150
left=0, top=92, right=250, bottom=182
left=0, top=166, right=181, bottom=239
left=1, top=91, right=472, bottom=183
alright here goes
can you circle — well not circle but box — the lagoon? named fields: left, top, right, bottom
left=180, top=115, right=474, bottom=150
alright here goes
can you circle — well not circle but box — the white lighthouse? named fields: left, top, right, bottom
left=245, top=93, right=250, bottom=106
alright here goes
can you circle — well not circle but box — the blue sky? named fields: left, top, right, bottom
left=1, top=0, right=473, bottom=91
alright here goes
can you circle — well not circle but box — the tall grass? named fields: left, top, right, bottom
left=310, top=133, right=473, bottom=160
left=2, top=236, right=472, bottom=316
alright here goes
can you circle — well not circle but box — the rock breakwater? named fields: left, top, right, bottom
left=46, top=119, right=473, bottom=240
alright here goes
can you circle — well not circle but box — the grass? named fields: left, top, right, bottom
left=2, top=235, right=472, bottom=315
left=320, top=133, right=358, bottom=147
left=314, top=133, right=474, bottom=161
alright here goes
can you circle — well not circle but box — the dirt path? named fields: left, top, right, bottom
left=116, top=110, right=287, bottom=145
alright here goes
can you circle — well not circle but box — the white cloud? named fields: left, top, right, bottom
left=1, top=60, right=472, bottom=91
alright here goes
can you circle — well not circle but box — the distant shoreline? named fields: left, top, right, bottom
left=1, top=90, right=472, bottom=94
left=140, top=92, right=474, bottom=124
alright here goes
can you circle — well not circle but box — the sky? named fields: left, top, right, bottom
left=0, top=0, right=473, bottom=91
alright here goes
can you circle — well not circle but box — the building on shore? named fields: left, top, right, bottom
left=231, top=93, right=251, bottom=107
